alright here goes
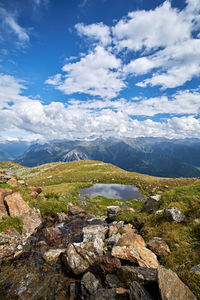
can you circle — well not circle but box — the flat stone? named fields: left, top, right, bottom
left=117, top=232, right=146, bottom=248
left=158, top=266, right=197, bottom=300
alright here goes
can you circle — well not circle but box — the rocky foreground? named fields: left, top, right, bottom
left=0, top=177, right=197, bottom=299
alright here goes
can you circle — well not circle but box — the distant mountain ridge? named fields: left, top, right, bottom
left=14, top=137, right=200, bottom=178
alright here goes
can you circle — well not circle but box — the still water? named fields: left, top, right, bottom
left=79, top=183, right=144, bottom=200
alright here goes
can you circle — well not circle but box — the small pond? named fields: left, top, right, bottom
left=79, top=183, right=144, bottom=200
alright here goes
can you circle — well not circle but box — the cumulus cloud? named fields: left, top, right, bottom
left=1, top=73, right=200, bottom=141
left=75, top=22, right=111, bottom=46
left=46, top=46, right=125, bottom=99
left=0, top=7, right=29, bottom=46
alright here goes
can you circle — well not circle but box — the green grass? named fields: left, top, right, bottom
left=0, top=216, right=23, bottom=234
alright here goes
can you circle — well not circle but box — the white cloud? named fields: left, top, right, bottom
left=112, top=1, right=191, bottom=52
left=46, top=46, right=125, bottom=99
left=75, top=22, right=111, bottom=46
left=0, top=8, right=29, bottom=45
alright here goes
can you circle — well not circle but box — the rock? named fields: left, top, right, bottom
left=190, top=264, right=200, bottom=275
left=0, top=173, right=12, bottom=183
left=112, top=246, right=159, bottom=269
left=129, top=281, right=152, bottom=300
left=83, top=224, right=108, bottom=254
left=147, top=237, right=170, bottom=257
left=30, top=191, right=38, bottom=199
left=98, top=255, right=121, bottom=273
left=57, top=212, right=69, bottom=223
left=4, top=192, right=42, bottom=234
left=117, top=232, right=146, bottom=249
left=29, top=186, right=42, bottom=194
left=163, top=206, right=185, bottom=223
left=43, top=227, right=62, bottom=245
left=17, top=180, right=26, bottom=187
left=105, top=274, right=124, bottom=289
left=108, top=224, right=118, bottom=237
left=117, top=266, right=157, bottom=287
left=43, top=248, right=65, bottom=264
left=81, top=272, right=100, bottom=297
left=105, top=233, right=121, bottom=247
left=158, top=266, right=197, bottom=300
left=0, top=188, right=13, bottom=220
left=68, top=202, right=86, bottom=215
left=116, top=288, right=130, bottom=299
left=92, top=288, right=117, bottom=300
left=107, top=206, right=120, bottom=222
left=142, top=195, right=161, bottom=213
left=62, top=242, right=97, bottom=275
left=68, top=282, right=78, bottom=300
left=7, top=178, right=18, bottom=187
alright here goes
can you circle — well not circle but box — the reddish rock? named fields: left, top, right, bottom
left=0, top=188, right=13, bottom=220
left=43, top=227, right=62, bottom=245
left=112, top=246, right=159, bottom=269
left=147, top=237, right=170, bottom=257
left=98, top=255, right=121, bottom=273
left=4, top=192, right=42, bottom=234
left=158, top=266, right=197, bottom=300
left=29, top=186, right=42, bottom=194
left=30, top=191, right=39, bottom=199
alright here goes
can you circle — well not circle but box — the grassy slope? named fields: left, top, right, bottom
left=0, top=160, right=200, bottom=297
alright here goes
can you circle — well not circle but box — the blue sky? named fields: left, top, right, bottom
left=0, top=0, right=200, bottom=142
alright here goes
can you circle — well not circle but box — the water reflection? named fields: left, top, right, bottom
left=79, top=183, right=144, bottom=200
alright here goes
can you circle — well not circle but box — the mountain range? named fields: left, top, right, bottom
left=5, top=137, right=199, bottom=178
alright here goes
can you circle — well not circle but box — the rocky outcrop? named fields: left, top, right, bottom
left=163, top=206, right=185, bottom=223
left=158, top=266, right=197, bottom=300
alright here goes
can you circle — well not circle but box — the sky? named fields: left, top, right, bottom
left=0, top=0, right=200, bottom=142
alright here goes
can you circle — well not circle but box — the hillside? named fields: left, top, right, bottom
left=15, top=137, right=200, bottom=178
left=0, top=160, right=200, bottom=298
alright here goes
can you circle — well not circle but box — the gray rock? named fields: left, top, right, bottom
left=142, top=195, right=161, bottom=213
left=107, top=206, right=120, bottom=221
left=105, top=274, right=124, bottom=289
left=91, top=288, right=117, bottom=300
left=117, top=266, right=157, bottom=287
left=190, top=264, right=200, bottom=275
left=82, top=224, right=108, bottom=254
left=81, top=272, right=100, bottom=296
left=129, top=281, right=152, bottom=300
left=163, top=206, right=185, bottom=223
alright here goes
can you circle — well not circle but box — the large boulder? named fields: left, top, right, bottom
left=4, top=192, right=42, bottom=235
left=117, top=266, right=157, bottom=287
left=158, top=266, right=197, bottom=300
left=163, top=207, right=185, bottom=224
left=112, top=231, right=159, bottom=269
left=147, top=237, right=170, bottom=257
left=62, top=241, right=98, bottom=275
